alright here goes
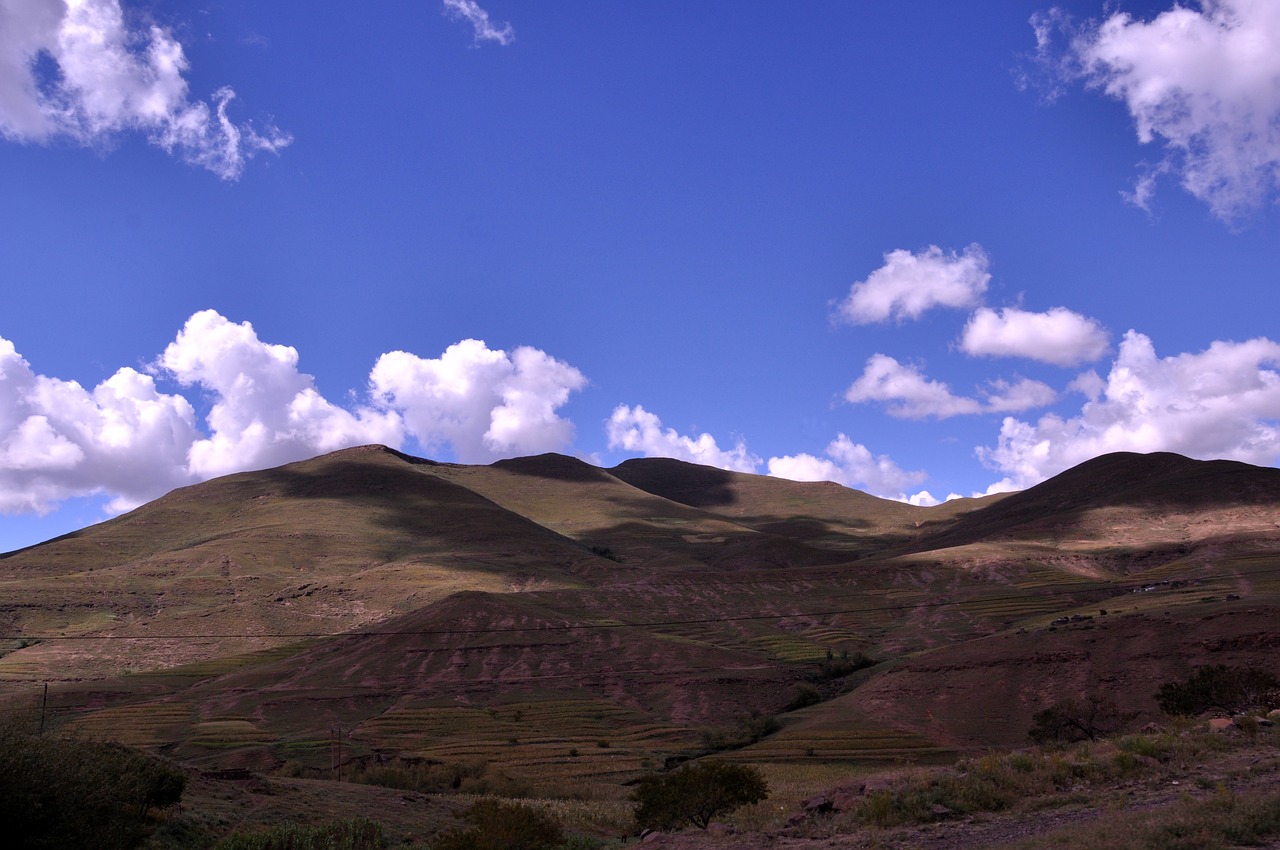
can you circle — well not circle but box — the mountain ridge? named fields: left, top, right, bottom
left=0, top=445, right=1276, bottom=799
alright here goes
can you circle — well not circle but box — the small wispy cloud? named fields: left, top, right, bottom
left=442, top=0, right=515, bottom=46
left=844, top=354, right=1057, bottom=420
left=0, top=0, right=289, bottom=180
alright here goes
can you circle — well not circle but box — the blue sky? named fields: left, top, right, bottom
left=3, top=0, right=1280, bottom=552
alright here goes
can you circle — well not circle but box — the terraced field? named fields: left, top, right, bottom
left=2, top=446, right=1279, bottom=837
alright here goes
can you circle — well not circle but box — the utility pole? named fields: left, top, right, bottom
left=330, top=724, right=344, bottom=781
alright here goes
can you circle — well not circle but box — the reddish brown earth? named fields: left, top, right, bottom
left=0, top=445, right=1277, bottom=841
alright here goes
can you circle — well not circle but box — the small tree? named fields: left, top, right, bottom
left=1029, top=694, right=1134, bottom=744
left=1156, top=664, right=1280, bottom=716
left=633, top=760, right=768, bottom=831
left=432, top=800, right=563, bottom=850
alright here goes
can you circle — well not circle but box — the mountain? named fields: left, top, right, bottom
left=0, top=446, right=1276, bottom=794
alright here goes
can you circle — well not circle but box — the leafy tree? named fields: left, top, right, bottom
left=432, top=800, right=564, bottom=850
left=0, top=715, right=186, bottom=850
left=633, top=760, right=768, bottom=831
left=1156, top=664, right=1280, bottom=716
left=1029, top=694, right=1135, bottom=744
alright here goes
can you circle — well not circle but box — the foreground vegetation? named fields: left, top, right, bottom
left=1007, top=788, right=1280, bottom=850
left=0, top=716, right=185, bottom=850
left=4, top=714, right=1272, bottom=850
left=3, top=445, right=1278, bottom=849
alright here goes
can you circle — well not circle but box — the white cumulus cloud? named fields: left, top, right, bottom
left=0, top=0, right=290, bottom=179
left=0, top=339, right=199, bottom=514
left=605, top=406, right=929, bottom=501
left=846, top=355, right=1057, bottom=419
left=1030, top=1, right=1280, bottom=222
left=979, top=330, right=1280, bottom=490
left=442, top=0, right=515, bottom=46
left=983, top=377, right=1060, bottom=413
left=605, top=405, right=760, bottom=472
left=371, top=340, right=586, bottom=463
left=846, top=355, right=982, bottom=419
left=0, top=311, right=588, bottom=517
left=961, top=306, right=1110, bottom=366
left=834, top=244, right=990, bottom=325
left=159, top=311, right=402, bottom=480
left=766, top=433, right=927, bottom=500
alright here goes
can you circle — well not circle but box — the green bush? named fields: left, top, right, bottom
left=633, top=760, right=768, bottom=831
left=432, top=800, right=563, bottom=850
left=0, top=715, right=186, bottom=850
left=1156, top=664, right=1279, bottom=716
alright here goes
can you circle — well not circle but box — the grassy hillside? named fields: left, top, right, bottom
left=1, top=446, right=1278, bottom=848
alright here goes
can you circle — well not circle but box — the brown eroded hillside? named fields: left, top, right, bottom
left=0, top=446, right=1277, bottom=812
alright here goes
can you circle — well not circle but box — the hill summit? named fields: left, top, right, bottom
left=0, top=446, right=1276, bottom=804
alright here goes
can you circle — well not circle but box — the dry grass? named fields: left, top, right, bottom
left=1000, top=787, right=1280, bottom=850
left=0, top=445, right=1277, bottom=846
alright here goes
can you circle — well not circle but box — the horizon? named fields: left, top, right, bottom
left=3, top=0, right=1280, bottom=552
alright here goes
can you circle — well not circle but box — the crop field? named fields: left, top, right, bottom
left=71, top=700, right=196, bottom=746
left=351, top=698, right=702, bottom=788
left=730, top=721, right=955, bottom=766
left=4, top=448, right=1280, bottom=847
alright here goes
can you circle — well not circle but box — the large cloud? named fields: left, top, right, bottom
left=980, top=330, right=1280, bottom=490
left=0, top=0, right=289, bottom=178
left=0, top=311, right=587, bottom=515
left=845, top=354, right=1056, bottom=419
left=0, top=339, right=199, bottom=514
left=371, top=340, right=586, bottom=463
left=605, top=405, right=760, bottom=473
left=159, top=311, right=402, bottom=480
left=834, top=244, right=990, bottom=325
left=961, top=306, right=1110, bottom=366
left=1030, top=1, right=1280, bottom=221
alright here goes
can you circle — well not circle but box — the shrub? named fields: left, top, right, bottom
left=432, top=800, right=563, bottom=850
left=633, top=760, right=769, bottom=831
left=214, top=818, right=387, bottom=850
left=700, top=713, right=780, bottom=752
left=814, top=652, right=876, bottom=682
left=0, top=715, right=186, bottom=850
left=1029, top=695, right=1135, bottom=744
left=348, top=758, right=532, bottom=797
left=1156, top=665, right=1280, bottom=716
left=786, top=684, right=822, bottom=711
